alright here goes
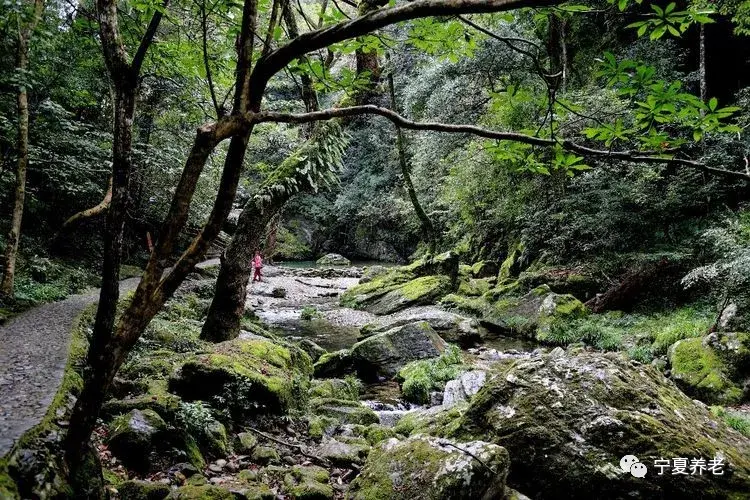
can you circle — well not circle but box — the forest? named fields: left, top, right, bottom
left=1, top=0, right=750, bottom=498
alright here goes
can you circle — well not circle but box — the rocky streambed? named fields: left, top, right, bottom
left=4, top=255, right=750, bottom=499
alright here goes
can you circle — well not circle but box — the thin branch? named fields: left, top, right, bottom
left=200, top=0, right=221, bottom=117
left=245, top=105, right=750, bottom=182
left=262, top=0, right=283, bottom=57
left=131, top=0, right=170, bottom=75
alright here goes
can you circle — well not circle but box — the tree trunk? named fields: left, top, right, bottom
left=1, top=0, right=44, bottom=299
left=201, top=197, right=285, bottom=342
left=386, top=63, right=436, bottom=253
left=65, top=0, right=168, bottom=473
left=700, top=23, right=707, bottom=105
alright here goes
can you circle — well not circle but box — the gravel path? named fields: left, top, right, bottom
left=0, top=278, right=140, bottom=456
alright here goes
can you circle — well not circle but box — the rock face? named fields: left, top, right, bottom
left=351, top=322, right=446, bottom=379
left=316, top=253, right=351, bottom=266
left=169, top=338, right=312, bottom=418
left=348, top=435, right=509, bottom=500
left=396, top=349, right=750, bottom=498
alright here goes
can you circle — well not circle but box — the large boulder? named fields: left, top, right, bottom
left=316, top=253, right=351, bottom=266
left=396, top=349, right=750, bottom=498
left=351, top=322, right=446, bottom=379
left=348, top=435, right=509, bottom=500
left=668, top=337, right=745, bottom=404
left=360, top=306, right=482, bottom=346
left=107, top=409, right=204, bottom=473
left=343, top=275, right=452, bottom=315
left=169, top=338, right=312, bottom=417
left=442, top=286, right=587, bottom=343
left=470, top=260, right=499, bottom=279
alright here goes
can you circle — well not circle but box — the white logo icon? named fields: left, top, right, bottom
left=620, top=455, right=647, bottom=477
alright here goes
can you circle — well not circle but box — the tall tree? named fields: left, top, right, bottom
left=1, top=0, right=45, bottom=298
left=386, top=56, right=437, bottom=254
left=64, top=0, right=170, bottom=471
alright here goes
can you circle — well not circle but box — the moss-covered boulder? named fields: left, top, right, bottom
left=283, top=465, right=333, bottom=500
left=236, top=432, right=258, bottom=454
left=348, top=435, right=509, bottom=500
left=668, top=337, right=744, bottom=405
left=169, top=338, right=312, bottom=417
left=166, top=485, right=234, bottom=499
left=705, top=331, right=750, bottom=378
left=470, top=260, right=499, bottom=279
left=101, top=379, right=181, bottom=422
left=310, top=398, right=379, bottom=425
left=315, top=438, right=371, bottom=466
left=516, top=267, right=601, bottom=301
left=107, top=409, right=167, bottom=473
left=313, top=349, right=354, bottom=378
left=309, top=377, right=361, bottom=401
left=443, top=286, right=587, bottom=343
left=117, top=480, right=171, bottom=500
left=457, top=278, right=493, bottom=297
left=107, top=409, right=204, bottom=473
left=250, top=445, right=280, bottom=465
left=360, top=307, right=481, bottom=346
left=343, top=275, right=452, bottom=315
left=350, top=322, right=446, bottom=379
left=397, top=349, right=750, bottom=498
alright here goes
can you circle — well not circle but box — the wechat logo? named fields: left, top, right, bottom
left=620, top=455, right=648, bottom=478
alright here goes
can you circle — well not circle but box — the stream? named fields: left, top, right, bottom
left=244, top=263, right=536, bottom=425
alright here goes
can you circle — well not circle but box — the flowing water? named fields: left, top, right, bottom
left=251, top=264, right=538, bottom=426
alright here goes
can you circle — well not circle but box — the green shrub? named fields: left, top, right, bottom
left=399, top=345, right=465, bottom=404
left=627, top=345, right=655, bottom=364
left=301, top=306, right=323, bottom=320
left=711, top=406, right=750, bottom=438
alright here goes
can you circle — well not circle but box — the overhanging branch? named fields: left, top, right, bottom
left=246, top=105, right=750, bottom=182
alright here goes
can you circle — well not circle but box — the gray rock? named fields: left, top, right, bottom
left=442, top=370, right=487, bottom=406
left=316, top=438, right=370, bottom=466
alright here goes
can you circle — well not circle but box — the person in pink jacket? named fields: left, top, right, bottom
left=252, top=250, right=263, bottom=282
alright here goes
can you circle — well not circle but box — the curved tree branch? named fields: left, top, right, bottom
left=247, top=105, right=750, bottom=182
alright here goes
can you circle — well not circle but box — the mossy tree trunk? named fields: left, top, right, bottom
left=1, top=0, right=44, bottom=299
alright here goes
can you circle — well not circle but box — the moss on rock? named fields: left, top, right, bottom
left=117, top=480, right=171, bottom=500
left=343, top=275, right=451, bottom=315
left=166, top=485, right=234, bottom=499
left=349, top=321, right=446, bottom=380
left=309, top=377, right=361, bottom=401
left=396, top=349, right=750, bottom=498
left=283, top=465, right=333, bottom=500
left=348, top=435, right=509, bottom=500
left=668, top=337, right=743, bottom=405
left=310, top=398, right=379, bottom=426
left=169, top=338, right=312, bottom=417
